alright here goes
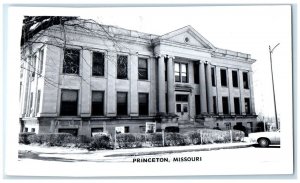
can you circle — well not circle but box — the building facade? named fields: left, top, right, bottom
left=20, top=19, right=257, bottom=137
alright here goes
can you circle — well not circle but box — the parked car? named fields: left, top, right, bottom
left=248, top=130, right=280, bottom=147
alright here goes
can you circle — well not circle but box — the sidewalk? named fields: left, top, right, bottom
left=19, top=140, right=253, bottom=160
left=103, top=141, right=253, bottom=157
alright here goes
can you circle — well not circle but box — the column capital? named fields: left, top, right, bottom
left=166, top=55, right=175, bottom=59
left=205, top=61, right=211, bottom=65
left=155, top=54, right=166, bottom=58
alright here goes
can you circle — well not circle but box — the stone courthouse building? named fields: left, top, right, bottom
left=20, top=18, right=257, bottom=136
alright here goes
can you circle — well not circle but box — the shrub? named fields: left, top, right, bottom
left=117, top=133, right=136, bottom=148
left=27, top=133, right=75, bottom=146
left=88, top=135, right=112, bottom=150
left=165, top=133, right=187, bottom=146
left=145, top=133, right=163, bottom=147
left=184, top=131, right=201, bottom=145
left=231, top=130, right=245, bottom=142
left=19, top=132, right=36, bottom=144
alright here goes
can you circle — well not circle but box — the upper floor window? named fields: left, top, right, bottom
left=63, top=49, right=80, bottom=74
left=243, top=72, right=249, bottom=89
left=117, top=55, right=128, bottom=79
left=245, top=98, right=251, bottom=114
left=175, top=63, right=188, bottom=83
left=92, top=52, right=105, bottom=76
left=91, top=91, right=104, bottom=116
left=211, top=67, right=216, bottom=87
left=60, top=89, right=78, bottom=116
left=220, top=69, right=227, bottom=87
left=232, top=70, right=238, bottom=88
left=139, top=93, right=149, bottom=115
left=222, top=96, right=229, bottom=115
left=117, top=92, right=128, bottom=116
left=138, top=58, right=148, bottom=80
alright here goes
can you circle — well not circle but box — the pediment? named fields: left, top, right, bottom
left=159, top=25, right=215, bottom=50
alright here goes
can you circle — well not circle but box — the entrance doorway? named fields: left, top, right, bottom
left=175, top=94, right=189, bottom=120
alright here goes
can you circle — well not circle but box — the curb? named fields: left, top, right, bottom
left=105, top=143, right=253, bottom=157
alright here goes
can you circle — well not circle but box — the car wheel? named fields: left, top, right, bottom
left=258, top=138, right=269, bottom=147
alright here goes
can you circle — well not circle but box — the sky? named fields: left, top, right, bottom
left=80, top=6, right=292, bottom=120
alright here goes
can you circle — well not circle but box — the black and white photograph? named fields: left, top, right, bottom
left=2, top=2, right=295, bottom=178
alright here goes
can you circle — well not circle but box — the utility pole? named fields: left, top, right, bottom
left=269, top=43, right=280, bottom=130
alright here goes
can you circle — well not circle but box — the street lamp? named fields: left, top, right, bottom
left=269, top=43, right=280, bottom=130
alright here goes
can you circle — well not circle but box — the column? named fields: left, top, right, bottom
left=130, top=52, right=138, bottom=116
left=216, top=66, right=223, bottom=114
left=106, top=51, right=116, bottom=116
left=158, top=55, right=166, bottom=113
left=205, top=62, right=213, bottom=114
left=249, top=71, right=256, bottom=115
left=239, top=70, right=246, bottom=115
left=21, top=57, right=30, bottom=117
left=228, top=68, right=235, bottom=115
left=80, top=50, right=91, bottom=117
left=199, top=60, right=207, bottom=114
left=167, top=56, right=175, bottom=114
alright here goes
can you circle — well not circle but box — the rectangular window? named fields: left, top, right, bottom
left=195, top=95, right=200, bottom=115
left=174, top=63, right=188, bottom=83
left=24, top=128, right=28, bottom=132
left=124, top=126, right=130, bottom=133
left=91, top=128, right=104, bottom=137
left=58, top=128, right=78, bottom=136
left=194, top=62, right=199, bottom=84
left=139, top=93, right=149, bottom=116
left=63, top=49, right=80, bottom=74
left=234, top=97, right=240, bottom=115
left=243, top=72, right=249, bottom=89
left=222, top=97, right=229, bottom=114
left=31, top=55, right=37, bottom=78
left=117, top=55, right=128, bottom=79
left=39, top=49, right=44, bottom=75
left=245, top=98, right=251, bottom=114
left=225, top=123, right=231, bottom=130
left=221, top=69, right=227, bottom=87
left=211, top=67, right=216, bottom=87
left=213, top=96, right=217, bottom=114
left=36, top=90, right=41, bottom=114
left=232, top=70, right=238, bottom=87
left=31, top=128, right=35, bottom=133
left=60, top=89, right=78, bottom=116
left=165, top=59, right=167, bottom=81
left=139, top=126, right=146, bottom=133
left=174, top=63, right=180, bottom=82
left=117, top=92, right=128, bottom=116
left=138, top=58, right=148, bottom=80
left=181, top=63, right=188, bottom=83
left=176, top=104, right=181, bottom=113
left=176, top=94, right=188, bottom=102
left=29, top=92, right=33, bottom=115
left=91, top=91, right=104, bottom=116
left=92, top=52, right=105, bottom=76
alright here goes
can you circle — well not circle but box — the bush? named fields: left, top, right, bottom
left=117, top=133, right=136, bottom=148
left=88, top=135, right=112, bottom=150
left=145, top=133, right=163, bottom=147
left=19, top=132, right=36, bottom=144
left=165, top=133, right=187, bottom=146
left=27, top=133, right=75, bottom=146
